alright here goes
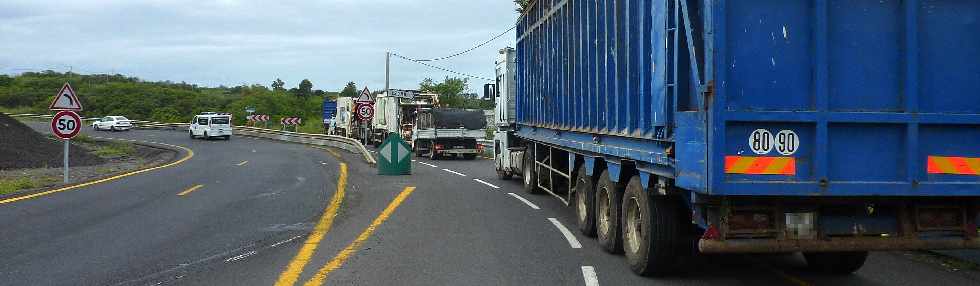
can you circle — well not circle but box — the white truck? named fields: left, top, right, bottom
left=369, top=91, right=436, bottom=146
left=490, top=47, right=519, bottom=178
left=332, top=97, right=356, bottom=137
left=369, top=94, right=401, bottom=147
left=412, top=108, right=486, bottom=160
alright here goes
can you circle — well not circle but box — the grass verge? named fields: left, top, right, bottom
left=0, top=177, right=55, bottom=195
left=91, top=141, right=135, bottom=158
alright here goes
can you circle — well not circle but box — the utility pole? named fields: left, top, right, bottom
left=385, top=50, right=391, bottom=96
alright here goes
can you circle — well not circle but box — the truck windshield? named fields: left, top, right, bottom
left=211, top=117, right=230, bottom=125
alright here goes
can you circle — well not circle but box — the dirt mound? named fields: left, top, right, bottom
left=0, top=113, right=105, bottom=170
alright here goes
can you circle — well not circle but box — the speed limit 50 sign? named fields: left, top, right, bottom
left=51, top=110, right=82, bottom=140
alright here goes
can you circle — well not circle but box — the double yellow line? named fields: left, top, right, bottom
left=303, top=186, right=415, bottom=286
left=275, top=163, right=349, bottom=286
left=275, top=161, right=416, bottom=286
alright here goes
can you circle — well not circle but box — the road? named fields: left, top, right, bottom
left=3, top=124, right=980, bottom=285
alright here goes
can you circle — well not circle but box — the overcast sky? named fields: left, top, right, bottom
left=0, top=0, right=517, bottom=92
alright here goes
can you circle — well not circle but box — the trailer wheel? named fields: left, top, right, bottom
left=623, top=175, right=683, bottom=276
left=574, top=167, right=597, bottom=236
left=595, top=170, right=623, bottom=253
left=804, top=251, right=868, bottom=274
left=522, top=150, right=541, bottom=194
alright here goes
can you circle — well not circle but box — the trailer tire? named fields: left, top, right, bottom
left=414, top=141, right=426, bottom=157
left=574, top=167, right=597, bottom=236
left=522, top=150, right=541, bottom=194
left=595, top=170, right=623, bottom=254
left=804, top=251, right=868, bottom=274
left=623, top=175, right=684, bottom=276
left=429, top=148, right=440, bottom=160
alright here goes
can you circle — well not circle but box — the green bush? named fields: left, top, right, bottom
left=0, top=178, right=39, bottom=195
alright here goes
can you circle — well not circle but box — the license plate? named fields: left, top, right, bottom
left=454, top=146, right=465, bottom=149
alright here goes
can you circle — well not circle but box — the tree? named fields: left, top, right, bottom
left=419, top=76, right=469, bottom=108
left=271, top=78, right=286, bottom=92
left=514, top=0, right=530, bottom=13
left=296, top=79, right=313, bottom=98
left=339, top=82, right=358, bottom=97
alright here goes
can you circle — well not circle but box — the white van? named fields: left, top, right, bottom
left=189, top=113, right=233, bottom=140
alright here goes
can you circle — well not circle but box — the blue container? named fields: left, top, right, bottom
left=515, top=0, right=980, bottom=196
left=323, top=99, right=337, bottom=121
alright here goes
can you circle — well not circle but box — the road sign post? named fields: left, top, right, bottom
left=51, top=110, right=82, bottom=183
left=377, top=132, right=412, bottom=175
left=49, top=82, right=84, bottom=184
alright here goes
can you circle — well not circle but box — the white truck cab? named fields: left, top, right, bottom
left=189, top=113, right=233, bottom=140
left=492, top=48, right=521, bottom=178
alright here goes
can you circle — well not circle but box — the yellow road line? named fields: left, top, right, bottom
left=746, top=256, right=812, bottom=286
left=770, top=269, right=811, bottom=286
left=0, top=143, right=194, bottom=205
left=274, top=163, right=349, bottom=286
left=303, top=186, right=416, bottom=286
left=177, top=184, right=205, bottom=196
left=309, top=146, right=343, bottom=161
left=237, top=160, right=249, bottom=166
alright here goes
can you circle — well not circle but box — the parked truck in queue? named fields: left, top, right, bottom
left=413, top=108, right=486, bottom=160
left=492, top=0, right=980, bottom=277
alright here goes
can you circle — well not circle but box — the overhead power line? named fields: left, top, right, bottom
left=388, top=24, right=515, bottom=82
left=412, top=25, right=516, bottom=62
left=390, top=52, right=494, bottom=82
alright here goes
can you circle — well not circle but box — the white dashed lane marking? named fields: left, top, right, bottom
left=548, top=218, right=582, bottom=249
left=581, top=266, right=599, bottom=286
left=442, top=169, right=467, bottom=177
left=417, top=161, right=438, bottom=168
left=269, top=235, right=303, bottom=248
left=224, top=251, right=257, bottom=263
left=473, top=179, right=500, bottom=189
left=506, top=193, right=540, bottom=210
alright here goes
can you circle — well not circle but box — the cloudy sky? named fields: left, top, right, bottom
left=0, top=0, right=517, bottom=92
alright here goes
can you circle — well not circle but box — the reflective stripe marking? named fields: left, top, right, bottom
left=724, top=156, right=796, bottom=175
left=927, top=156, right=980, bottom=175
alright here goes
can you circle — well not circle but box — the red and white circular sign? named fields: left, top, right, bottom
left=51, top=110, right=82, bottom=140
left=356, top=103, right=374, bottom=121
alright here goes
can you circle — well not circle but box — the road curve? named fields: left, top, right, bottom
left=0, top=124, right=341, bottom=285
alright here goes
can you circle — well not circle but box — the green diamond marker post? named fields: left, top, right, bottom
left=377, top=132, right=412, bottom=175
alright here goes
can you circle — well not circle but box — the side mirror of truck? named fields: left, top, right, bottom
left=483, top=83, right=496, bottom=99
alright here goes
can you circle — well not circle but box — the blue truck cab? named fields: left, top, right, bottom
left=492, top=0, right=980, bottom=276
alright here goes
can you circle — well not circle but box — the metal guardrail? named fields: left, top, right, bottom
left=3, top=113, right=376, bottom=164
left=235, top=126, right=376, bottom=164
left=6, top=113, right=99, bottom=122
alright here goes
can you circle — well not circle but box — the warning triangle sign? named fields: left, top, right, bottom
left=357, top=87, right=373, bottom=103
left=49, top=83, right=83, bottom=111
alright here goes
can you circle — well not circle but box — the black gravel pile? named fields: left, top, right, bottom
left=0, top=113, right=105, bottom=170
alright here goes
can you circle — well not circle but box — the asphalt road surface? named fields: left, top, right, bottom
left=4, top=124, right=980, bottom=286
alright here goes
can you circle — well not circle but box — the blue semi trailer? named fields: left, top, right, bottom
left=491, top=0, right=980, bottom=276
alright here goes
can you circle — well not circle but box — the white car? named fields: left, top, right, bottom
left=92, top=116, right=133, bottom=131
left=189, top=113, right=233, bottom=140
